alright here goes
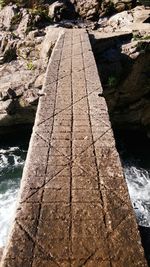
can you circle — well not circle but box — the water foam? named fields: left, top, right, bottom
left=124, top=164, right=150, bottom=227
left=0, top=146, right=25, bottom=247
left=0, top=189, right=18, bottom=248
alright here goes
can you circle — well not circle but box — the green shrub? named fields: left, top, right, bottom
left=27, top=60, right=35, bottom=70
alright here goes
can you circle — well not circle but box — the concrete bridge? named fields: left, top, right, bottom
left=1, top=29, right=147, bottom=267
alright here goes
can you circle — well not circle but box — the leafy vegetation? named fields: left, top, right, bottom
left=27, top=60, right=35, bottom=70
left=133, top=33, right=150, bottom=41
left=29, top=5, right=51, bottom=22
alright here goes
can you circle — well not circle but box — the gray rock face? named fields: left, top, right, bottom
left=108, top=11, right=134, bottom=28
left=40, top=27, right=64, bottom=62
left=0, top=34, right=17, bottom=64
left=96, top=5, right=150, bottom=33
left=0, top=26, right=63, bottom=127
left=16, top=10, right=30, bottom=38
left=70, top=0, right=136, bottom=19
left=0, top=5, right=17, bottom=30
left=110, top=45, right=150, bottom=135
left=71, top=0, right=100, bottom=19
left=48, top=1, right=64, bottom=20
left=92, top=31, right=150, bottom=136
left=48, top=0, right=76, bottom=21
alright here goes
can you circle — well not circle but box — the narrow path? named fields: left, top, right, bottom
left=1, top=29, right=147, bottom=267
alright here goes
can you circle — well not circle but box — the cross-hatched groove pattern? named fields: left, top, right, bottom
left=1, top=29, right=147, bottom=267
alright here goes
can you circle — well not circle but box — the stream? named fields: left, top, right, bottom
left=115, top=130, right=150, bottom=266
left=0, top=126, right=32, bottom=249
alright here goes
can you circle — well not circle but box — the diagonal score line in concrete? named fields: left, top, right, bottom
left=20, top=129, right=113, bottom=204
left=107, top=213, right=132, bottom=237
left=100, top=180, right=130, bottom=207
left=90, top=113, right=111, bottom=128
left=99, top=187, right=132, bottom=233
left=36, top=86, right=102, bottom=127
left=34, top=127, right=112, bottom=178
left=78, top=248, right=110, bottom=267
left=80, top=34, right=127, bottom=263
left=16, top=220, right=61, bottom=267
left=16, top=205, right=130, bottom=267
left=38, top=131, right=113, bottom=190
left=44, top=62, right=98, bottom=88
left=79, top=250, right=97, bottom=267
left=25, top=75, right=116, bottom=205
left=20, top=30, right=112, bottom=206
left=20, top=34, right=67, bottom=204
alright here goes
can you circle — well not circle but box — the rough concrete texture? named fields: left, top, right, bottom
left=0, top=29, right=147, bottom=267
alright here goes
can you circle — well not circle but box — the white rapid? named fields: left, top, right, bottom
left=124, top=163, right=150, bottom=227
left=0, top=147, right=26, bottom=248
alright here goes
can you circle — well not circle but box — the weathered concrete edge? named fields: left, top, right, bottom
left=0, top=31, right=65, bottom=267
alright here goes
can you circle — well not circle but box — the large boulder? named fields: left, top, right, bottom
left=40, top=27, right=64, bottom=61
left=0, top=33, right=17, bottom=64
left=108, top=10, right=134, bottom=30
left=48, top=1, right=64, bottom=21
left=71, top=0, right=100, bottom=20
left=16, top=9, right=31, bottom=38
left=48, top=0, right=76, bottom=21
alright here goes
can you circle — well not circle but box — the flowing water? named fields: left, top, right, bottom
left=0, top=126, right=32, bottom=249
left=115, top=130, right=150, bottom=265
left=124, top=163, right=150, bottom=227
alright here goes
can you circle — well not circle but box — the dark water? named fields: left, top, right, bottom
left=114, top=130, right=150, bottom=266
left=0, top=126, right=32, bottom=248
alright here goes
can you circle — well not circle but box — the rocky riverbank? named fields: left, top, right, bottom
left=0, top=1, right=149, bottom=135
left=91, top=19, right=150, bottom=136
